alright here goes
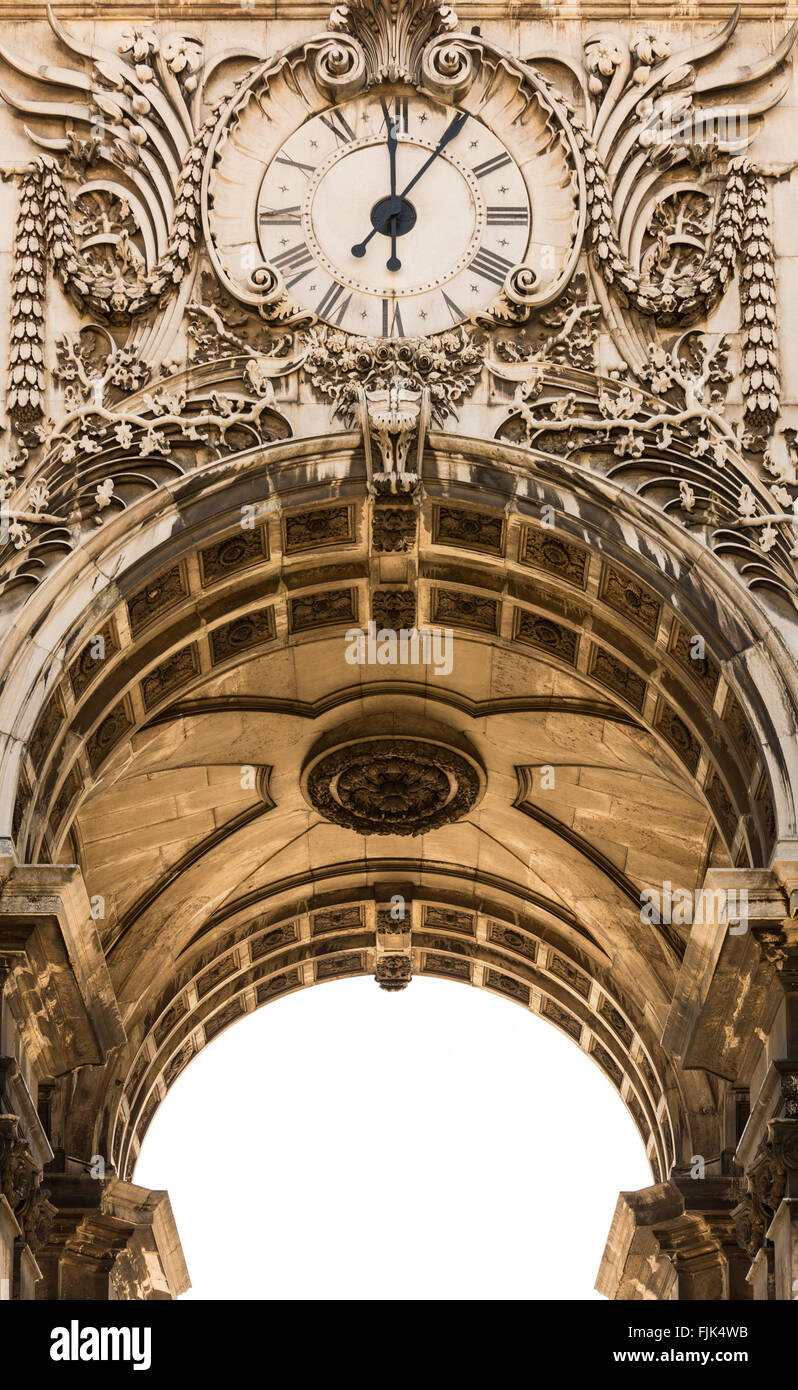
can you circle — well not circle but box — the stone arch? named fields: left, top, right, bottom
left=4, top=432, right=794, bottom=870
left=2, top=0, right=798, bottom=1309
left=3, top=429, right=794, bottom=1276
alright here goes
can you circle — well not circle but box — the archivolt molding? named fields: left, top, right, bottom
left=98, top=886, right=687, bottom=1184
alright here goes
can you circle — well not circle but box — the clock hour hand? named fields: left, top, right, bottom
left=384, top=106, right=401, bottom=272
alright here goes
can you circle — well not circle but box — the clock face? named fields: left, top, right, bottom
left=255, top=90, right=530, bottom=337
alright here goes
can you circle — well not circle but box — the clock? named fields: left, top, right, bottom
left=254, top=90, right=530, bottom=337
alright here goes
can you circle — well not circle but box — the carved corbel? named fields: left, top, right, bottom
left=375, top=895, right=413, bottom=991
left=358, top=383, right=430, bottom=495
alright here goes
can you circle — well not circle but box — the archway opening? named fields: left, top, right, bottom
left=134, top=975, right=651, bottom=1299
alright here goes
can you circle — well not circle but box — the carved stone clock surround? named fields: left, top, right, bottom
left=0, top=0, right=797, bottom=1304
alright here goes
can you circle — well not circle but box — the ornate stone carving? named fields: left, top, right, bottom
left=515, top=612, right=578, bottom=665
left=86, top=697, right=134, bottom=772
left=312, top=906, right=364, bottom=935
left=375, top=955, right=412, bottom=991
left=590, top=1039, right=624, bottom=1089
left=289, top=589, right=358, bottom=632
left=489, top=277, right=600, bottom=374
left=361, top=384, right=427, bottom=487
left=669, top=623, right=721, bottom=702
left=654, top=700, right=702, bottom=775
left=303, top=734, right=483, bottom=835
left=316, top=952, right=366, bottom=981
left=422, top=905, right=474, bottom=934
left=372, top=503, right=417, bottom=553
left=68, top=622, right=120, bottom=702
left=433, top=506, right=504, bottom=554
left=284, top=507, right=355, bottom=553
left=430, top=588, right=498, bottom=634
left=520, top=528, right=588, bottom=589
left=549, top=953, right=591, bottom=1000
left=487, top=921, right=537, bottom=962
left=485, top=969, right=530, bottom=1006
left=256, top=969, right=302, bottom=1004
left=200, top=529, right=269, bottom=587
left=599, top=566, right=661, bottom=636
left=127, top=564, right=188, bottom=635
left=328, top=0, right=458, bottom=85
left=140, top=645, right=199, bottom=711
left=209, top=610, right=276, bottom=666
left=51, top=765, right=83, bottom=836
left=28, top=687, right=66, bottom=768
left=589, top=648, right=647, bottom=712
left=735, top=1118, right=798, bottom=1260
left=421, top=951, right=470, bottom=981
left=305, top=328, right=484, bottom=425
left=372, top=588, right=416, bottom=631
left=705, top=769, right=738, bottom=848
left=542, top=997, right=582, bottom=1042
left=0, top=1113, right=54, bottom=1254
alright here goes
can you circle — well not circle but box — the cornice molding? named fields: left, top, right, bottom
left=2, top=3, right=795, bottom=19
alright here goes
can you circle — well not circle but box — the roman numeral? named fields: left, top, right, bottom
left=320, top=109, right=357, bottom=145
left=473, top=152, right=512, bottom=179
left=470, top=246, right=514, bottom=286
left=272, top=241, right=315, bottom=288
left=259, top=206, right=302, bottom=226
left=274, top=154, right=317, bottom=177
left=380, top=96, right=409, bottom=136
left=442, top=290, right=465, bottom=325
left=316, top=280, right=352, bottom=324
left=382, top=298, right=405, bottom=338
left=486, top=206, right=529, bottom=225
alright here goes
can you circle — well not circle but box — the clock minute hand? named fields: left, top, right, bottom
left=395, top=110, right=469, bottom=203
left=352, top=104, right=401, bottom=262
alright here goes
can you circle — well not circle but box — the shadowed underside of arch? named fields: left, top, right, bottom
left=2, top=429, right=797, bottom=1302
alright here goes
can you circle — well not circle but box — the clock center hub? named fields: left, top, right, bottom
left=370, top=194, right=418, bottom=240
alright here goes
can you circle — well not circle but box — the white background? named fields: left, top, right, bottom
left=135, top=975, right=652, bottom=1299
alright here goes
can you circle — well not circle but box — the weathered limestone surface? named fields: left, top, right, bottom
left=0, top=0, right=797, bottom=1298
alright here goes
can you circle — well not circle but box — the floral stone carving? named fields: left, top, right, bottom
left=302, top=734, right=484, bottom=835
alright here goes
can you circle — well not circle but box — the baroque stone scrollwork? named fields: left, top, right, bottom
left=328, top=0, right=458, bottom=85
left=0, top=0, right=797, bottom=608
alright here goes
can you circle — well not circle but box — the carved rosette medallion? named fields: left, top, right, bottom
left=303, top=733, right=484, bottom=834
